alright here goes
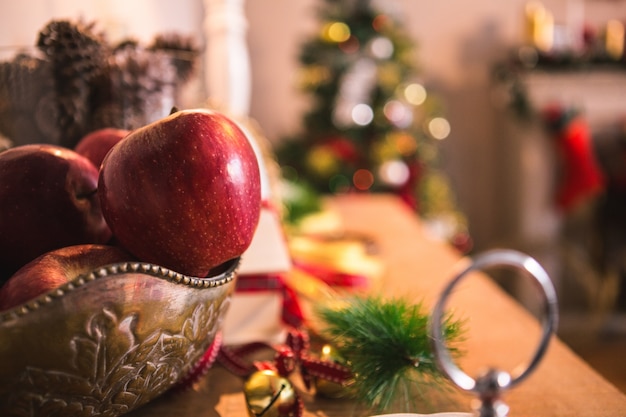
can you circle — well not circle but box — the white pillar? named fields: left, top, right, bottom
left=203, top=0, right=251, bottom=117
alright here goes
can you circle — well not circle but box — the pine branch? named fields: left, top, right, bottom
left=315, top=296, right=465, bottom=412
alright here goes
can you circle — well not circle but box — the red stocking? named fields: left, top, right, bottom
left=544, top=107, right=606, bottom=211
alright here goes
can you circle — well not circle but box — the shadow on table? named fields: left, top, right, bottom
left=128, top=363, right=469, bottom=417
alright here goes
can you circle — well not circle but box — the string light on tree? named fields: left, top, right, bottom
left=378, top=159, right=410, bottom=188
left=353, top=168, right=375, bottom=191
left=368, top=36, right=394, bottom=59
left=352, top=103, right=374, bottom=126
left=322, top=21, right=351, bottom=43
left=384, top=100, right=413, bottom=128
left=427, top=117, right=451, bottom=140
left=402, top=83, right=427, bottom=105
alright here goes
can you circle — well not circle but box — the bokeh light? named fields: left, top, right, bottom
left=339, top=36, right=360, bottom=54
left=369, top=36, right=394, bottom=59
left=352, top=103, right=374, bottom=126
left=329, top=174, right=351, bottom=193
left=403, top=83, right=427, bottom=105
left=393, top=132, right=418, bottom=155
left=322, top=22, right=351, bottom=43
left=378, top=159, right=410, bottom=187
left=383, top=100, right=412, bottom=128
left=372, top=14, right=389, bottom=32
left=428, top=117, right=451, bottom=140
left=353, top=169, right=375, bottom=190
left=306, top=146, right=338, bottom=175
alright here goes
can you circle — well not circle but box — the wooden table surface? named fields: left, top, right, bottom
left=129, top=194, right=626, bottom=416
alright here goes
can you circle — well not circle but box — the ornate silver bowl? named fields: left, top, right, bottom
left=0, top=258, right=239, bottom=417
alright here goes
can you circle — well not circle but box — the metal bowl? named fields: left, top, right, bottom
left=0, top=258, right=239, bottom=417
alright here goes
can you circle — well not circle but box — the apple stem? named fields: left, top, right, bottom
left=170, top=106, right=180, bottom=115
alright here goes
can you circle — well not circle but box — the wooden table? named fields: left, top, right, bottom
left=130, top=194, right=626, bottom=416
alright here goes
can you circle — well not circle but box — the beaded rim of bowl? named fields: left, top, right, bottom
left=0, top=257, right=239, bottom=322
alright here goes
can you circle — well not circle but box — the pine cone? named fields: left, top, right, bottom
left=0, top=53, right=52, bottom=111
left=149, top=33, right=199, bottom=82
left=0, top=53, right=53, bottom=145
left=96, top=43, right=176, bottom=129
left=37, top=19, right=108, bottom=82
left=0, top=20, right=199, bottom=146
left=36, top=19, right=109, bottom=147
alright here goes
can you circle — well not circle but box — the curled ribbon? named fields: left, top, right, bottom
left=292, top=259, right=370, bottom=289
left=217, top=328, right=353, bottom=389
left=218, top=328, right=352, bottom=417
left=234, top=273, right=305, bottom=328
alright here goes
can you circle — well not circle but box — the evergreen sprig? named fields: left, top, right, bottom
left=315, top=296, right=465, bottom=412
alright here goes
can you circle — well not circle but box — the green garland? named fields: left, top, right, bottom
left=315, top=296, right=465, bottom=413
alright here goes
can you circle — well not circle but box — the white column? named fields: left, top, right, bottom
left=203, top=0, right=251, bottom=117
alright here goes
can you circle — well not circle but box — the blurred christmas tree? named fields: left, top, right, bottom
left=276, top=0, right=470, bottom=250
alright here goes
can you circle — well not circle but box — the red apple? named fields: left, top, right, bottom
left=0, top=144, right=112, bottom=278
left=0, top=244, right=135, bottom=311
left=98, top=108, right=261, bottom=277
left=74, top=127, right=130, bottom=168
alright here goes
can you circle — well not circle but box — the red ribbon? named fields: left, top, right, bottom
left=235, top=273, right=305, bottom=328
left=218, top=329, right=352, bottom=417
left=217, top=328, right=353, bottom=389
left=236, top=259, right=369, bottom=330
left=292, top=260, right=370, bottom=289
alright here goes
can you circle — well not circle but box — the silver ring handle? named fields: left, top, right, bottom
left=430, top=249, right=559, bottom=394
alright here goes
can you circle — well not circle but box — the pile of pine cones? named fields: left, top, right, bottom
left=0, top=19, right=198, bottom=149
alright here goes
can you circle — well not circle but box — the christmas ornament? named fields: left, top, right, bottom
left=313, top=344, right=354, bottom=399
left=218, top=329, right=353, bottom=386
left=244, top=369, right=297, bottom=417
left=218, top=329, right=353, bottom=417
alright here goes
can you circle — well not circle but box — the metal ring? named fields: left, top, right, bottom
left=429, top=249, right=559, bottom=393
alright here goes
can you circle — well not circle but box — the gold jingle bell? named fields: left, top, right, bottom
left=314, top=344, right=354, bottom=399
left=244, top=369, right=296, bottom=417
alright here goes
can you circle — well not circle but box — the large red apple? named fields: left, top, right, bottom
left=74, top=127, right=130, bottom=168
left=98, top=108, right=261, bottom=277
left=0, top=144, right=112, bottom=279
left=0, top=244, right=135, bottom=311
